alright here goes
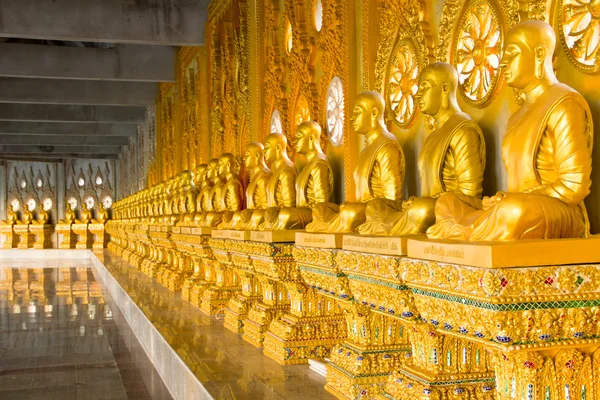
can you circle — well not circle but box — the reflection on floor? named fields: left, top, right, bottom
left=97, top=251, right=331, bottom=399
left=0, top=260, right=173, bottom=400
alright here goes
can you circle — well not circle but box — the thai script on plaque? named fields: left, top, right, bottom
left=423, top=245, right=465, bottom=259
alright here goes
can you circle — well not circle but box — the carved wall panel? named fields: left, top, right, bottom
left=65, top=160, right=115, bottom=219
left=5, top=161, right=57, bottom=223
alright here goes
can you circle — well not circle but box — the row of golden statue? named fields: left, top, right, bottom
left=108, top=22, right=600, bottom=400
left=1, top=203, right=110, bottom=249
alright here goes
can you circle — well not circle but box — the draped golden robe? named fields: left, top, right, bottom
left=306, top=131, right=404, bottom=233
left=235, top=168, right=271, bottom=230
left=202, top=179, right=226, bottom=227
left=357, top=113, right=485, bottom=235
left=427, top=83, right=593, bottom=240
left=272, top=154, right=333, bottom=230
left=217, top=176, right=245, bottom=229
left=2, top=209, right=18, bottom=225
left=260, top=160, right=297, bottom=230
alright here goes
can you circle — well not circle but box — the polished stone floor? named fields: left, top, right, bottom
left=0, top=260, right=173, bottom=400
left=0, top=253, right=331, bottom=400
left=95, top=251, right=331, bottom=399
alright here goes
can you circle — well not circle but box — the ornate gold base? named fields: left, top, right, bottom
left=223, top=293, right=262, bottom=333
left=199, top=285, right=240, bottom=315
left=381, top=368, right=495, bottom=400
left=325, top=342, right=412, bottom=400
left=242, top=302, right=290, bottom=347
left=263, top=314, right=347, bottom=365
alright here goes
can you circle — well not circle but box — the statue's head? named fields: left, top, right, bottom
left=7, top=205, right=13, bottom=211
left=294, top=121, right=322, bottom=155
left=218, top=153, right=240, bottom=176
left=243, top=142, right=265, bottom=169
left=264, top=133, right=288, bottom=164
left=179, top=170, right=193, bottom=189
left=416, top=62, right=459, bottom=116
left=500, top=20, right=556, bottom=90
left=194, top=164, right=208, bottom=187
left=207, top=158, right=220, bottom=182
left=351, top=91, right=385, bottom=135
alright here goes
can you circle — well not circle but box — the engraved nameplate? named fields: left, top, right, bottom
left=181, top=227, right=191, bottom=234
left=341, top=234, right=422, bottom=256
left=211, top=229, right=230, bottom=239
left=296, top=232, right=343, bottom=249
left=172, top=227, right=181, bottom=234
left=250, top=230, right=301, bottom=243
left=407, top=237, right=600, bottom=268
left=228, top=230, right=251, bottom=241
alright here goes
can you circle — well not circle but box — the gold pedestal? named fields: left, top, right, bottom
left=72, top=224, right=91, bottom=249
left=296, top=232, right=344, bottom=249
left=261, top=246, right=348, bottom=365
left=250, top=229, right=301, bottom=243
left=30, top=224, right=54, bottom=249
left=0, top=225, right=17, bottom=248
left=223, top=239, right=260, bottom=333
left=187, top=233, right=215, bottom=308
left=13, top=224, right=32, bottom=249
left=241, top=240, right=297, bottom=347
left=56, top=223, right=75, bottom=249
left=88, top=223, right=107, bottom=249
left=200, top=238, right=241, bottom=315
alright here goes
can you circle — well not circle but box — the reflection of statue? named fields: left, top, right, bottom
left=0, top=205, right=18, bottom=225
left=271, top=121, right=333, bottom=230
left=17, top=207, right=33, bottom=225
left=33, top=205, right=49, bottom=225
left=76, top=204, right=92, bottom=224
left=92, top=204, right=109, bottom=224
left=306, top=91, right=405, bottom=233
left=427, top=21, right=593, bottom=241
left=259, top=133, right=297, bottom=230
left=358, top=63, right=485, bottom=235
left=200, top=158, right=227, bottom=227
left=59, top=203, right=76, bottom=224
left=216, top=153, right=245, bottom=229
left=234, top=143, right=271, bottom=230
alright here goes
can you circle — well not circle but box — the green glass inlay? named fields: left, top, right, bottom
left=545, top=386, right=550, bottom=400
left=447, top=350, right=451, bottom=366
left=375, top=327, right=379, bottom=339
left=582, top=385, right=586, bottom=400
left=476, top=349, right=480, bottom=364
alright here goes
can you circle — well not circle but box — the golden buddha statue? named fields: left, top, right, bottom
left=216, top=153, right=245, bottom=229
left=306, top=91, right=405, bottom=233
left=76, top=204, right=92, bottom=224
left=176, top=170, right=197, bottom=223
left=269, top=121, right=333, bottom=230
left=17, top=206, right=33, bottom=225
left=200, top=158, right=227, bottom=227
left=259, top=133, right=297, bottom=230
left=427, top=20, right=593, bottom=241
left=193, top=160, right=218, bottom=226
left=357, top=63, right=485, bottom=236
left=61, top=203, right=76, bottom=224
left=92, top=204, right=109, bottom=224
left=32, top=205, right=49, bottom=225
left=0, top=205, right=18, bottom=225
left=233, top=142, right=271, bottom=230
left=180, top=164, right=207, bottom=225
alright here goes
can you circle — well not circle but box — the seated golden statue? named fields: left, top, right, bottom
left=306, top=91, right=405, bottom=233
left=59, top=203, right=76, bottom=224
left=259, top=133, right=297, bottom=230
left=233, top=142, right=271, bottom=230
left=180, top=164, right=207, bottom=226
left=92, top=204, right=109, bottom=224
left=0, top=205, right=18, bottom=225
left=32, top=205, right=49, bottom=225
left=357, top=63, right=485, bottom=236
left=269, top=121, right=333, bottom=230
left=200, top=158, right=228, bottom=227
left=17, top=207, right=33, bottom=225
left=194, top=159, right=219, bottom=226
left=216, top=154, right=245, bottom=229
left=76, top=204, right=92, bottom=224
left=427, top=20, right=593, bottom=241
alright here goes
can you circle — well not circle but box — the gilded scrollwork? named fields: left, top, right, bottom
left=558, top=0, right=600, bottom=73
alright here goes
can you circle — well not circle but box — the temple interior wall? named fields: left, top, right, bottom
left=115, top=0, right=600, bottom=232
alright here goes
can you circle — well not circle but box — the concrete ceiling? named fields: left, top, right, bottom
left=0, top=0, right=210, bottom=161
